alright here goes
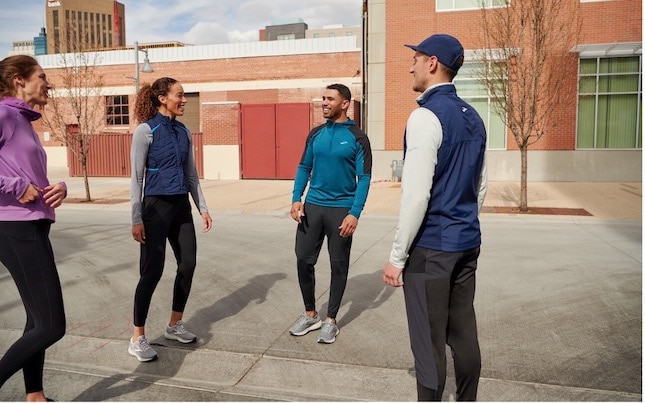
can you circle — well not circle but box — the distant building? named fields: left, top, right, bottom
left=34, top=27, right=48, bottom=55
left=261, top=18, right=308, bottom=41
left=260, top=18, right=362, bottom=47
left=45, top=0, right=126, bottom=54
left=8, top=40, right=35, bottom=56
left=307, top=24, right=361, bottom=40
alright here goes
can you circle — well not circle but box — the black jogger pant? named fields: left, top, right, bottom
left=133, top=194, right=197, bottom=327
left=295, top=203, right=352, bottom=319
left=403, top=246, right=481, bottom=401
left=0, top=220, right=66, bottom=394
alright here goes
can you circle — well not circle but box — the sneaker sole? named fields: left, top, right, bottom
left=128, top=346, right=157, bottom=362
left=289, top=320, right=322, bottom=336
left=164, top=333, right=197, bottom=344
left=317, top=329, right=340, bottom=344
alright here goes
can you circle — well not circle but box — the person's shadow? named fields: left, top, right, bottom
left=318, top=269, right=396, bottom=328
left=72, top=272, right=286, bottom=401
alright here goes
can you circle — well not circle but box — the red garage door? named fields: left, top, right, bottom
left=241, top=103, right=310, bottom=179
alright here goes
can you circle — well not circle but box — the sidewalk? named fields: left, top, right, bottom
left=59, top=169, right=642, bottom=220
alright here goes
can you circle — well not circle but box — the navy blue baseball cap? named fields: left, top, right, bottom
left=405, top=34, right=464, bottom=73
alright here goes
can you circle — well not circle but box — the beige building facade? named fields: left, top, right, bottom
left=45, top=0, right=126, bottom=54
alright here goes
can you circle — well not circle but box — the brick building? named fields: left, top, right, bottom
left=365, top=0, right=642, bottom=181
left=35, top=36, right=363, bottom=180
left=34, top=1, right=641, bottom=181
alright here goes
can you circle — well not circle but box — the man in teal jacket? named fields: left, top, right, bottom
left=289, top=83, right=372, bottom=344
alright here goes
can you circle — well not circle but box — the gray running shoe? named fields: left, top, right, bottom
left=128, top=336, right=158, bottom=362
left=164, top=320, right=197, bottom=343
left=289, top=313, right=322, bottom=336
left=317, top=318, right=339, bottom=344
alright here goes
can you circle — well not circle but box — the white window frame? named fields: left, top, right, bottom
left=276, top=34, right=295, bottom=41
left=575, top=55, right=642, bottom=149
left=436, top=0, right=508, bottom=12
left=454, top=61, right=507, bottom=150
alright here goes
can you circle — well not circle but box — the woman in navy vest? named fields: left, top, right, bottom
left=128, top=77, right=212, bottom=362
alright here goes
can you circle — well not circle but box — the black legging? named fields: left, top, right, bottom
left=0, top=220, right=66, bottom=394
left=295, top=203, right=352, bottom=319
left=133, top=194, right=197, bottom=327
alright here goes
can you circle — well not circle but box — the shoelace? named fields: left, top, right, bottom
left=138, top=337, right=152, bottom=351
left=173, top=321, right=188, bottom=334
left=321, top=322, right=335, bottom=331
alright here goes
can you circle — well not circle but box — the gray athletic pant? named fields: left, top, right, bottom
left=295, top=203, right=352, bottom=319
left=403, top=246, right=481, bottom=401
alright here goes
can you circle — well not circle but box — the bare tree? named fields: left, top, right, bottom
left=42, top=24, right=105, bottom=201
left=477, top=0, right=581, bottom=211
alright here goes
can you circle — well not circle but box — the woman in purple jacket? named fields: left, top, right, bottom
left=0, top=55, right=67, bottom=401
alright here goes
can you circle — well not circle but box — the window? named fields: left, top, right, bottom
left=454, top=63, right=507, bottom=149
left=106, top=95, right=129, bottom=125
left=107, top=14, right=112, bottom=47
left=328, top=32, right=336, bottom=37
left=53, top=10, right=60, bottom=52
left=436, top=0, right=508, bottom=11
left=577, top=56, right=642, bottom=149
left=277, top=34, right=295, bottom=40
left=313, top=33, right=320, bottom=38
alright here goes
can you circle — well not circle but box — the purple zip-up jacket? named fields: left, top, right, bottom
left=0, top=97, right=56, bottom=222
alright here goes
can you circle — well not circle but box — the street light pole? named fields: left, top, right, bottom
left=134, top=41, right=140, bottom=93
left=134, top=41, right=154, bottom=93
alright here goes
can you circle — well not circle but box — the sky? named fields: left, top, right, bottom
left=0, top=0, right=363, bottom=57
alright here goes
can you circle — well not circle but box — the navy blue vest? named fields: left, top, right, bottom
left=410, top=84, right=486, bottom=252
left=144, top=112, right=190, bottom=196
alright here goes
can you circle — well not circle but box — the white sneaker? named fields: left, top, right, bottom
left=164, top=320, right=197, bottom=344
left=289, top=313, right=322, bottom=336
left=317, top=319, right=340, bottom=344
left=128, top=336, right=157, bottom=362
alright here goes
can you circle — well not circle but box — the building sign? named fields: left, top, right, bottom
left=47, top=0, right=61, bottom=7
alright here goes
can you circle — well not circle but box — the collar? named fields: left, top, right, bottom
left=416, top=82, right=456, bottom=106
left=0, top=96, right=42, bottom=122
left=325, top=118, right=356, bottom=127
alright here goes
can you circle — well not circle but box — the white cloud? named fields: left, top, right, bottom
left=227, top=30, right=260, bottom=44
left=183, top=22, right=228, bottom=45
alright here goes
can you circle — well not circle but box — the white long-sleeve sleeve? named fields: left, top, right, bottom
left=388, top=107, right=443, bottom=269
left=477, top=152, right=488, bottom=213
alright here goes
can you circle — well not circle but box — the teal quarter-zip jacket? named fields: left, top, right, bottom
left=292, top=118, right=372, bottom=218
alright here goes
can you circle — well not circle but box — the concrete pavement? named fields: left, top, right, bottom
left=0, top=174, right=641, bottom=401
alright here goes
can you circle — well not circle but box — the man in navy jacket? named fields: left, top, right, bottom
left=383, top=34, right=488, bottom=401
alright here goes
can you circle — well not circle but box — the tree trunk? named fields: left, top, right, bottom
left=82, top=158, right=92, bottom=202
left=519, top=146, right=528, bottom=212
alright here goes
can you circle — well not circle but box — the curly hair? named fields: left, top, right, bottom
left=134, top=77, right=178, bottom=123
left=0, top=55, right=39, bottom=99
